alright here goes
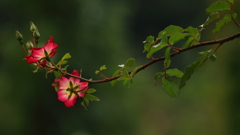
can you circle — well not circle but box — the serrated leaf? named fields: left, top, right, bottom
left=179, top=57, right=205, bottom=89
left=154, top=72, right=164, bottom=81
left=87, top=88, right=97, bottom=94
left=166, top=68, right=184, bottom=78
left=146, top=36, right=154, bottom=43
left=169, top=33, right=191, bottom=45
left=182, top=26, right=201, bottom=48
left=157, top=31, right=165, bottom=39
left=85, top=94, right=100, bottom=101
left=100, top=65, right=107, bottom=71
left=206, top=1, right=231, bottom=13
left=213, top=14, right=232, bottom=33
left=186, top=26, right=199, bottom=35
left=210, top=54, right=217, bottom=61
left=146, top=42, right=167, bottom=58
left=203, top=12, right=220, bottom=26
left=143, top=43, right=151, bottom=52
left=124, top=58, right=135, bottom=68
left=164, top=25, right=184, bottom=36
left=61, top=53, right=71, bottom=60
left=162, top=76, right=179, bottom=97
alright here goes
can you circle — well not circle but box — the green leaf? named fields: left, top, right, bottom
left=85, top=94, right=100, bottom=101
left=100, top=65, right=107, bottom=71
left=57, top=60, right=68, bottom=65
left=154, top=72, right=164, bottom=81
left=110, top=70, right=121, bottom=86
left=203, top=12, right=220, bottom=26
left=146, top=42, right=167, bottom=58
left=112, top=70, right=121, bottom=77
left=123, top=79, right=129, bottom=86
left=124, top=58, right=135, bottom=68
left=161, top=32, right=168, bottom=43
left=162, top=76, right=179, bottom=97
left=81, top=97, right=89, bottom=110
left=182, top=36, right=198, bottom=48
left=84, top=97, right=89, bottom=107
left=228, top=0, right=234, bottom=3
left=157, top=31, right=165, bottom=39
left=87, top=88, right=97, bottom=94
left=210, top=54, right=217, bottom=61
left=143, top=35, right=154, bottom=43
left=130, top=65, right=142, bottom=77
left=182, top=26, right=201, bottom=48
left=166, top=68, right=184, bottom=78
left=54, top=71, right=62, bottom=78
left=186, top=26, right=199, bottom=35
left=95, top=70, right=100, bottom=74
left=165, top=47, right=171, bottom=60
left=179, top=57, right=205, bottom=89
left=213, top=14, right=232, bottom=33
left=164, top=25, right=184, bottom=36
left=122, top=68, right=130, bottom=78
left=61, top=53, right=71, bottom=60
left=199, top=49, right=212, bottom=56
left=206, top=1, right=231, bottom=13
left=165, top=59, right=171, bottom=68
left=169, top=33, right=191, bottom=45
left=62, top=65, right=69, bottom=71
left=143, top=43, right=151, bottom=52
left=164, top=47, right=171, bottom=68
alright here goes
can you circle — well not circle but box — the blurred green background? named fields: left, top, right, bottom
left=1, top=0, right=240, bottom=135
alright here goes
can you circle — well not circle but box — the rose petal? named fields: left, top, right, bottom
left=57, top=90, right=69, bottom=102
left=39, top=59, right=47, bottom=67
left=69, top=70, right=81, bottom=85
left=31, top=48, right=45, bottom=58
left=78, top=92, right=86, bottom=97
left=80, top=82, right=88, bottom=90
left=44, top=36, right=58, bottom=57
left=64, top=95, right=77, bottom=107
left=26, top=55, right=41, bottom=63
left=59, top=76, right=70, bottom=90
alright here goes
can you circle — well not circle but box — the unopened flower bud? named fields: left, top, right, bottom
left=30, top=22, right=37, bottom=32
left=33, top=30, right=40, bottom=39
left=16, top=31, right=23, bottom=41
left=26, top=41, right=34, bottom=49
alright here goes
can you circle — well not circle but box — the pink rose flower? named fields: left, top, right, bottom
left=26, top=36, right=58, bottom=66
left=53, top=70, right=89, bottom=107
